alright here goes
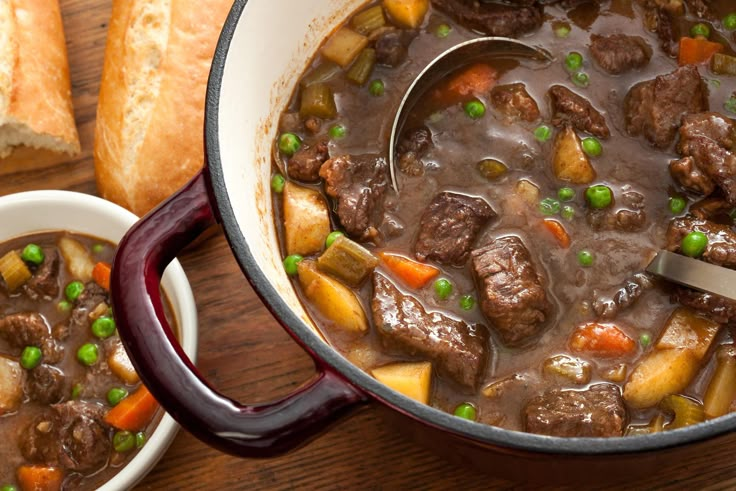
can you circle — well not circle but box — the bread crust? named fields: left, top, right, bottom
left=94, top=0, right=232, bottom=216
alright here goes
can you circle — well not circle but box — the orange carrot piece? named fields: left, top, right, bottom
left=542, top=219, right=571, bottom=248
left=678, top=37, right=724, bottom=66
left=431, top=62, right=498, bottom=107
left=570, top=322, right=636, bottom=357
left=104, top=385, right=159, bottom=431
left=17, top=465, right=63, bottom=491
left=378, top=252, right=440, bottom=289
left=92, top=261, right=112, bottom=291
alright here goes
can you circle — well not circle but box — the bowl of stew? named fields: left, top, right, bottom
left=111, top=0, right=736, bottom=480
left=0, top=190, right=197, bottom=490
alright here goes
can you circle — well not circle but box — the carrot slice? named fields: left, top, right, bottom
left=678, top=37, right=724, bottom=66
left=542, top=219, right=571, bottom=248
left=17, top=465, right=63, bottom=491
left=570, top=322, right=636, bottom=357
left=104, top=385, right=159, bottom=431
left=92, top=261, right=112, bottom=291
left=431, top=62, right=498, bottom=107
left=378, top=252, right=440, bottom=289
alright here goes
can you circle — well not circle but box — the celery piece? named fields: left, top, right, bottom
left=346, top=48, right=376, bottom=86
left=317, top=235, right=378, bottom=287
left=299, top=83, right=337, bottom=120
left=300, top=61, right=341, bottom=88
left=660, top=394, right=705, bottom=429
left=0, top=250, right=31, bottom=292
left=711, top=53, right=736, bottom=76
left=351, top=6, right=386, bottom=35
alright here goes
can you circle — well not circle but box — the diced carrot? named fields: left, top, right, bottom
left=92, top=261, right=112, bottom=291
left=542, top=219, right=571, bottom=248
left=430, top=63, right=498, bottom=107
left=570, top=322, right=636, bottom=357
left=17, top=465, right=63, bottom=491
left=104, top=385, right=159, bottom=431
left=678, top=37, right=724, bottom=66
left=378, top=252, right=440, bottom=289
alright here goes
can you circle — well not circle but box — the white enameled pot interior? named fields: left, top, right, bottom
left=0, top=190, right=198, bottom=491
left=216, top=0, right=365, bottom=336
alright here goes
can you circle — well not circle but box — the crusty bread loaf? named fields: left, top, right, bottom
left=0, top=0, right=80, bottom=159
left=94, top=0, right=232, bottom=216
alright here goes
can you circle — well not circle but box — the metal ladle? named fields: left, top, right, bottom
left=387, top=36, right=553, bottom=192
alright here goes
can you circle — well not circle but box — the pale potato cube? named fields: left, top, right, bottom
left=383, top=0, right=429, bottom=28
left=623, top=348, right=700, bottom=408
left=58, top=236, right=94, bottom=282
left=372, top=361, right=432, bottom=404
left=515, top=179, right=540, bottom=207
left=321, top=28, right=368, bottom=67
left=553, top=125, right=596, bottom=184
left=0, top=356, right=25, bottom=414
left=656, top=307, right=720, bottom=361
left=283, top=182, right=330, bottom=256
left=108, top=341, right=140, bottom=384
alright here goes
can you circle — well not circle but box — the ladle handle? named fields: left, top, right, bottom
left=111, top=171, right=367, bottom=457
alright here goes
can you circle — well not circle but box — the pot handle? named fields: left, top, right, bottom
left=111, top=171, right=367, bottom=457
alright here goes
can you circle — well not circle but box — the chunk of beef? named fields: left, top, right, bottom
left=587, top=189, right=647, bottom=232
left=589, top=34, right=652, bottom=74
left=374, top=29, right=413, bottom=67
left=471, top=236, right=551, bottom=347
left=593, top=272, right=656, bottom=319
left=673, top=112, right=736, bottom=204
left=431, top=0, right=543, bottom=37
left=685, top=0, right=714, bottom=19
left=371, top=273, right=489, bottom=388
left=666, top=217, right=736, bottom=268
left=287, top=139, right=330, bottom=183
left=20, top=401, right=112, bottom=473
left=524, top=384, right=626, bottom=437
left=624, top=65, right=708, bottom=148
left=690, top=197, right=733, bottom=223
left=320, top=154, right=389, bottom=242
left=69, top=282, right=109, bottom=336
left=490, top=83, right=540, bottom=122
left=414, top=192, right=495, bottom=266
left=673, top=288, right=736, bottom=324
left=0, top=312, right=62, bottom=363
left=25, top=364, right=65, bottom=405
left=397, top=126, right=433, bottom=177
left=304, top=117, right=322, bottom=135
left=548, top=85, right=610, bottom=138
left=23, top=249, right=60, bottom=300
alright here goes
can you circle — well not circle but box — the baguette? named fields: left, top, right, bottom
left=94, top=0, right=232, bottom=216
left=0, top=0, right=80, bottom=159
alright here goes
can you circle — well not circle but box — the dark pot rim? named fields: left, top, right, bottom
left=204, top=0, right=736, bottom=456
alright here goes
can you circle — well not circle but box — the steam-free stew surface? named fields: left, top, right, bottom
left=272, top=0, right=736, bottom=437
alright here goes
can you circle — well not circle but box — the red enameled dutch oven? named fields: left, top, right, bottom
left=111, top=0, right=736, bottom=481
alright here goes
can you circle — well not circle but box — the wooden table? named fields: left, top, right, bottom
left=3, top=1, right=736, bottom=489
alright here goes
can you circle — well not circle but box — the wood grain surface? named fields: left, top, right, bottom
left=2, top=1, right=736, bottom=489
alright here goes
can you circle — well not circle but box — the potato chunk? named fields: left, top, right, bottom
left=383, top=0, right=429, bottom=28
left=59, top=236, right=94, bottom=282
left=321, top=28, right=368, bottom=67
left=297, top=260, right=368, bottom=333
left=372, top=361, right=432, bottom=404
left=656, top=307, right=720, bottom=360
left=623, top=348, right=700, bottom=408
left=553, top=125, right=596, bottom=184
left=283, top=182, right=330, bottom=256
left=0, top=356, right=25, bottom=414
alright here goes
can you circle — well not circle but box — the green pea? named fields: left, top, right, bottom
left=577, top=250, right=594, bottom=267
left=0, top=485, right=18, bottom=491
left=554, top=24, right=571, bottom=38
left=724, top=13, right=736, bottom=31
left=561, top=205, right=575, bottom=221
left=477, top=159, right=508, bottom=180
left=669, top=196, right=687, bottom=215
left=92, top=243, right=105, bottom=254
left=328, top=124, right=347, bottom=139
left=434, top=278, right=453, bottom=301
left=690, top=23, right=711, bottom=38
left=136, top=431, right=147, bottom=449
left=107, top=387, right=129, bottom=406
left=71, top=383, right=83, bottom=399
left=278, top=132, right=301, bottom=157
left=581, top=137, right=602, bottom=157
left=571, top=71, right=590, bottom=88
left=681, top=231, right=708, bottom=258
left=91, top=316, right=116, bottom=339
left=454, top=402, right=477, bottom=421
left=564, top=51, right=583, bottom=72
left=65, top=281, right=85, bottom=302
left=77, top=343, right=99, bottom=366
left=325, top=231, right=345, bottom=248
left=57, top=300, right=72, bottom=313
left=463, top=99, right=486, bottom=119
left=21, top=244, right=44, bottom=266
left=725, top=96, right=736, bottom=115
left=459, top=295, right=475, bottom=311
left=369, top=79, right=385, bottom=97
left=640, top=333, right=652, bottom=348
left=533, top=125, right=552, bottom=143
left=283, top=255, right=303, bottom=276
left=270, top=174, right=286, bottom=193
left=20, top=346, right=42, bottom=370
left=113, top=430, right=136, bottom=453
left=585, top=185, right=613, bottom=209
left=539, top=198, right=561, bottom=216
left=557, top=187, right=575, bottom=202
left=435, top=23, right=452, bottom=38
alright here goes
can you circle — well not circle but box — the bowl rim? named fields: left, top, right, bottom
left=204, top=0, right=736, bottom=457
left=0, top=189, right=198, bottom=490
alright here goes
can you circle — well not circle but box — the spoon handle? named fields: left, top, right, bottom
left=646, top=250, right=736, bottom=301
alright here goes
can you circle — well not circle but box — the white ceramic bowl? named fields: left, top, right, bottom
left=0, top=190, right=198, bottom=490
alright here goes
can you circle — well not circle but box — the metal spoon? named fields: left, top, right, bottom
left=647, top=250, right=736, bottom=301
left=388, top=37, right=553, bottom=192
